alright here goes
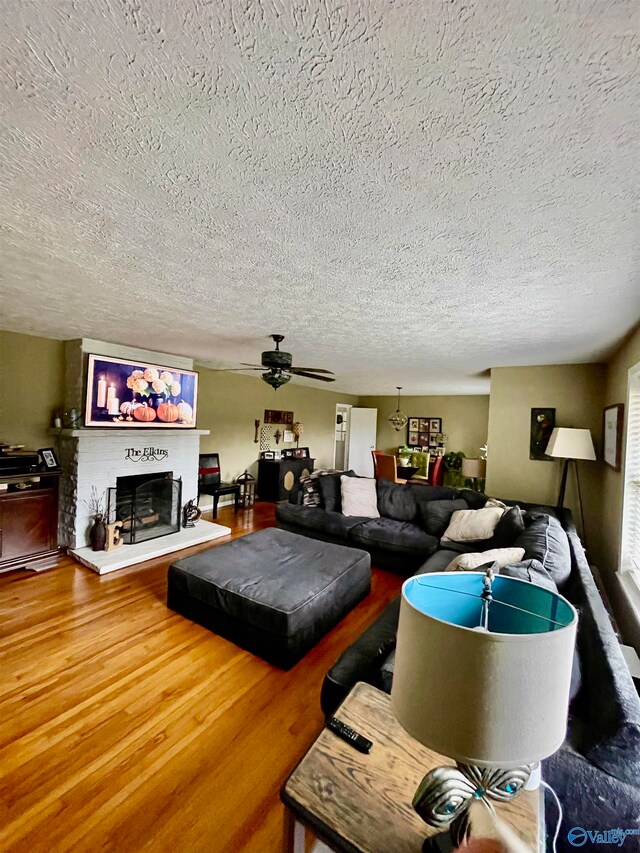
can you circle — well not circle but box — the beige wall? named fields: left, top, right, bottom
left=359, top=394, right=490, bottom=459
left=196, top=367, right=358, bottom=481
left=486, top=365, right=605, bottom=548
left=0, top=331, right=65, bottom=449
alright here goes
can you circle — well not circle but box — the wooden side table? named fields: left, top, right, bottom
left=282, top=682, right=543, bottom=853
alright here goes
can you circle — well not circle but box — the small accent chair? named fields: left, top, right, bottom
left=371, top=451, right=407, bottom=484
left=198, top=453, right=240, bottom=518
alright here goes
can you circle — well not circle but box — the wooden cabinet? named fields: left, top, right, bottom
left=257, top=459, right=315, bottom=502
left=0, top=473, right=60, bottom=572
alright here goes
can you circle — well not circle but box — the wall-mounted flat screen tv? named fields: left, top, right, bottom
left=85, top=354, right=198, bottom=428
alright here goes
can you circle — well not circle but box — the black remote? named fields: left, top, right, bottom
left=326, top=716, right=373, bottom=754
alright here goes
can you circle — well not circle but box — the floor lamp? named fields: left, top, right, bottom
left=546, top=427, right=596, bottom=540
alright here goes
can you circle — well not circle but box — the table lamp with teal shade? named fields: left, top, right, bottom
left=391, top=569, right=578, bottom=848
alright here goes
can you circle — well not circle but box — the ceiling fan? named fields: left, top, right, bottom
left=227, top=334, right=335, bottom=390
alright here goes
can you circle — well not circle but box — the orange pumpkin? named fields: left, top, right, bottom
left=133, top=404, right=156, bottom=422
left=157, top=402, right=179, bottom=423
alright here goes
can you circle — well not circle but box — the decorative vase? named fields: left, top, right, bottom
left=89, top=515, right=107, bottom=551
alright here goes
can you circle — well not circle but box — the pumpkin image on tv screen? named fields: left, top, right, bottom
left=85, top=354, right=198, bottom=428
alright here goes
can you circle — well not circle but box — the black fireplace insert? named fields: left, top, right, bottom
left=108, top=472, right=182, bottom=544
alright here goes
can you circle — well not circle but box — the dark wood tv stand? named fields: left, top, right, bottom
left=0, top=472, right=61, bottom=573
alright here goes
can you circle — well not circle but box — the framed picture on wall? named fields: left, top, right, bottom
left=408, top=418, right=419, bottom=431
left=530, top=408, right=556, bottom=460
left=603, top=403, right=624, bottom=470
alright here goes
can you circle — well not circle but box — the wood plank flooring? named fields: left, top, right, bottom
left=0, top=504, right=403, bottom=852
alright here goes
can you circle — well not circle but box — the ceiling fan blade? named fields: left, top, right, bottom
left=290, top=370, right=336, bottom=382
left=240, top=363, right=264, bottom=368
left=289, top=367, right=335, bottom=375
left=222, top=367, right=265, bottom=372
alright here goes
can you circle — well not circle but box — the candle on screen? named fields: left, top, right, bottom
left=108, top=397, right=120, bottom=415
left=97, top=376, right=107, bottom=408
left=106, top=384, right=116, bottom=406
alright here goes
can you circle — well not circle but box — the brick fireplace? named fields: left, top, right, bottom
left=57, top=427, right=209, bottom=549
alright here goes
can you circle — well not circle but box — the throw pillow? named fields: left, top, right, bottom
left=446, top=547, right=525, bottom=571
left=441, top=506, right=505, bottom=543
left=341, top=476, right=379, bottom=518
left=419, top=499, right=468, bottom=537
left=299, top=473, right=322, bottom=507
left=455, top=488, right=487, bottom=509
left=376, top=478, right=418, bottom=523
left=317, top=470, right=357, bottom=513
left=484, top=497, right=509, bottom=510
left=492, top=506, right=526, bottom=548
left=515, top=512, right=571, bottom=588
left=499, top=558, right=557, bottom=593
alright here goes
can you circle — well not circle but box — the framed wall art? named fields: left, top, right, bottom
left=530, top=408, right=556, bottom=460
left=264, top=410, right=294, bottom=425
left=407, top=416, right=443, bottom=449
left=603, top=403, right=624, bottom=470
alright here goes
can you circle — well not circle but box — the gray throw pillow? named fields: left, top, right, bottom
left=317, top=470, right=357, bottom=513
left=515, top=513, right=571, bottom=588
left=492, top=505, right=526, bottom=548
left=419, top=498, right=468, bottom=537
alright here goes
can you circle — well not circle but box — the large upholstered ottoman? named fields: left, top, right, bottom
left=167, top=527, right=371, bottom=668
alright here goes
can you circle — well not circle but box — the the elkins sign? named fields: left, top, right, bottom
left=124, top=447, right=169, bottom=463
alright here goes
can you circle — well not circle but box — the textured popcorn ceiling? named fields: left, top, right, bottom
left=0, top=1, right=638, bottom=394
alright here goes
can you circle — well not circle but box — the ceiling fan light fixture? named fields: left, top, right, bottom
left=262, top=370, right=291, bottom=390
left=388, top=386, right=408, bottom=431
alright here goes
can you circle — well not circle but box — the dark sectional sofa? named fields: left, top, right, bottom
left=275, top=473, right=640, bottom=852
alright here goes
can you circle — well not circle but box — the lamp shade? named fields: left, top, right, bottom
left=461, top=458, right=486, bottom=479
left=546, top=427, right=596, bottom=461
left=391, top=572, right=577, bottom=768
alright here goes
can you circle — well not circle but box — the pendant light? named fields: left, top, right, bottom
left=388, top=386, right=408, bottom=431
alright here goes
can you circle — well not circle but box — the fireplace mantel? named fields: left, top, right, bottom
left=51, top=429, right=210, bottom=437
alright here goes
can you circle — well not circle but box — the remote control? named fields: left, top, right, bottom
left=326, top=716, right=373, bottom=754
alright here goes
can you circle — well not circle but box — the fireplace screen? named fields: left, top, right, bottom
left=108, top=473, right=182, bottom=544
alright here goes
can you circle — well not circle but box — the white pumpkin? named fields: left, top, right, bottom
left=120, top=400, right=142, bottom=416
left=177, top=401, right=193, bottom=423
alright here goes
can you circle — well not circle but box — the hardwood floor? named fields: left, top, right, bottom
left=0, top=504, right=403, bottom=852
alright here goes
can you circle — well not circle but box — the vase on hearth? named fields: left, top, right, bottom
left=89, top=514, right=107, bottom=551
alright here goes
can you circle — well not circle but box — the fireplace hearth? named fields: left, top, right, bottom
left=109, top=472, right=182, bottom=544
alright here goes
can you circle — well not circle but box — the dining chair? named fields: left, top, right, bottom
left=371, top=451, right=407, bottom=484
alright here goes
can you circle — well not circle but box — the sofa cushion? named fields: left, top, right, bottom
left=515, top=512, right=571, bottom=588
left=500, top=558, right=557, bottom=592
left=492, top=505, right=526, bottom=548
left=419, top=498, right=468, bottom=537
left=348, top=518, right=439, bottom=558
left=317, top=470, right=357, bottom=512
left=341, top=476, right=379, bottom=518
left=408, top=484, right=461, bottom=504
left=441, top=506, right=505, bottom=543
left=275, top=502, right=368, bottom=541
left=376, top=478, right=419, bottom=523
left=446, top=547, right=525, bottom=571
left=416, top=549, right=463, bottom=574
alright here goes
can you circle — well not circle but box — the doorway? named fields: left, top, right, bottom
left=334, top=404, right=351, bottom=469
